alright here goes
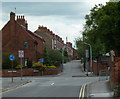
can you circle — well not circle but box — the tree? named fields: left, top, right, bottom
left=47, top=50, right=62, bottom=66
left=43, top=49, right=62, bottom=66
left=83, top=2, right=120, bottom=56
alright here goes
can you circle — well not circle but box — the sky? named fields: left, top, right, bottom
left=0, top=0, right=109, bottom=47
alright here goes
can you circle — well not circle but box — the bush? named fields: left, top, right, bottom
left=2, top=53, right=18, bottom=69
left=27, top=60, right=32, bottom=68
left=46, top=66, right=57, bottom=69
left=32, top=62, right=46, bottom=71
left=64, top=57, right=69, bottom=63
left=44, top=50, right=62, bottom=66
left=15, top=65, right=23, bottom=69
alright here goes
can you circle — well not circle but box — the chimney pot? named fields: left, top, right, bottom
left=10, top=12, right=15, bottom=21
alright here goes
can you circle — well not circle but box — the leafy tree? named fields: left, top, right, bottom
left=47, top=50, right=62, bottom=66
left=75, top=38, right=86, bottom=59
left=83, top=2, right=120, bottom=56
left=43, top=49, right=62, bottom=66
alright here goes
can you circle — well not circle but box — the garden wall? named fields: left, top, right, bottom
left=1, top=67, right=62, bottom=77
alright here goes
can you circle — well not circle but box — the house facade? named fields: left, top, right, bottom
left=35, top=26, right=64, bottom=50
left=65, top=42, right=73, bottom=59
left=1, top=12, right=45, bottom=66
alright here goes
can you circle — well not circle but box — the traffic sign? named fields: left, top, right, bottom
left=9, top=55, right=15, bottom=61
left=39, top=58, right=44, bottom=62
left=18, top=50, right=24, bottom=58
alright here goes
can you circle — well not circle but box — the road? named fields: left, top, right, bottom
left=2, top=60, right=99, bottom=98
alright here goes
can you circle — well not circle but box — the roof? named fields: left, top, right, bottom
left=27, top=30, right=45, bottom=42
left=16, top=22, right=45, bottom=42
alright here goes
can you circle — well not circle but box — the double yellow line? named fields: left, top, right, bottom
left=79, top=84, right=86, bottom=99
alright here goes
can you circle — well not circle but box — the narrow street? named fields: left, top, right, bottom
left=2, top=60, right=99, bottom=98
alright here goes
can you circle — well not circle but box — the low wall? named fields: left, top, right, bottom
left=110, top=57, right=120, bottom=85
left=1, top=67, right=62, bottom=77
left=91, top=61, right=109, bottom=75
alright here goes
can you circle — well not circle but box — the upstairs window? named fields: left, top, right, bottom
left=24, top=41, right=28, bottom=48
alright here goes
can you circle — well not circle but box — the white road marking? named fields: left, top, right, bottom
left=51, top=83, right=54, bottom=86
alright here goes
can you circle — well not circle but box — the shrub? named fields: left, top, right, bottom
left=46, top=66, right=57, bottom=69
left=15, top=65, right=23, bottom=69
left=44, top=50, right=62, bottom=66
left=32, top=62, right=46, bottom=71
left=2, top=53, right=18, bottom=69
left=27, top=60, right=32, bottom=68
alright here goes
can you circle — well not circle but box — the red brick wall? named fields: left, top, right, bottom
left=2, top=12, right=44, bottom=65
left=91, top=61, right=109, bottom=75
left=110, top=57, right=120, bottom=84
left=1, top=68, right=62, bottom=77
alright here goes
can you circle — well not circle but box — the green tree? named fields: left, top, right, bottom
left=47, top=50, right=62, bottom=66
left=83, top=2, right=120, bottom=56
left=43, top=49, right=62, bottom=66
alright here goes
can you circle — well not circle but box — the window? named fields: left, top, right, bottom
left=24, top=41, right=28, bottom=48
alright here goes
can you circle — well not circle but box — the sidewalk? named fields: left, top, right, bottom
left=0, top=77, right=32, bottom=93
left=86, top=80, right=114, bottom=98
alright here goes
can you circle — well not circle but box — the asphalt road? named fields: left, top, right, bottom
left=2, top=60, right=99, bottom=98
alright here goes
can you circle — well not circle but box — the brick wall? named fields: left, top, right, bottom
left=1, top=68, right=62, bottom=77
left=110, top=57, right=120, bottom=85
left=91, top=60, right=109, bottom=75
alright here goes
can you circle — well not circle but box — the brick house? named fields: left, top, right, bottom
left=35, top=26, right=64, bottom=50
left=1, top=12, right=45, bottom=66
left=73, top=48, right=78, bottom=59
left=65, top=42, right=73, bottom=58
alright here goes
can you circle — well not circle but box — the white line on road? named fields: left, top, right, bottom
left=51, top=83, right=54, bottom=86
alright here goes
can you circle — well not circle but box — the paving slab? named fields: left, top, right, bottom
left=86, top=80, right=114, bottom=98
left=1, top=77, right=32, bottom=93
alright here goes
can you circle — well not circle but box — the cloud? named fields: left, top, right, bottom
left=1, top=0, right=110, bottom=46
left=25, top=15, right=83, bottom=46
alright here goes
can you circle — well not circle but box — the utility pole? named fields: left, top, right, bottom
left=84, top=42, right=92, bottom=73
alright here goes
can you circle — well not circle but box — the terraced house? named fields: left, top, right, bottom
left=1, top=12, right=45, bottom=66
left=35, top=26, right=64, bottom=50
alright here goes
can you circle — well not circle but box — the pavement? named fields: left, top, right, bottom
left=1, top=77, right=32, bottom=93
left=86, top=80, right=114, bottom=98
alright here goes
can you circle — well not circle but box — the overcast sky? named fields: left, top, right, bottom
left=1, top=0, right=109, bottom=47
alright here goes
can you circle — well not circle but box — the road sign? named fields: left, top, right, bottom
left=18, top=50, right=24, bottom=58
left=9, top=55, right=15, bottom=61
left=39, top=58, right=44, bottom=62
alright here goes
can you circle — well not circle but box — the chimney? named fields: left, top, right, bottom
left=10, top=12, right=15, bottom=21
left=16, top=15, right=26, bottom=29
left=25, top=21, right=28, bottom=30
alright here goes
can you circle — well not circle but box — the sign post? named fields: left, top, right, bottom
left=18, top=50, right=24, bottom=80
left=9, top=54, right=15, bottom=83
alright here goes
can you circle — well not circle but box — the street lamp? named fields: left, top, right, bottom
left=84, top=42, right=92, bottom=73
left=62, top=45, right=65, bottom=71
left=62, top=46, right=65, bottom=64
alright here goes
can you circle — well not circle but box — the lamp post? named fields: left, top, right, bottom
left=62, top=45, right=65, bottom=71
left=84, top=42, right=92, bottom=73
left=62, top=46, right=65, bottom=64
